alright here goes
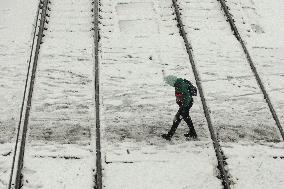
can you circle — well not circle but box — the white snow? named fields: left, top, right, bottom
left=1, top=0, right=96, bottom=188
left=0, top=0, right=38, bottom=142
left=99, top=0, right=221, bottom=188
left=223, top=142, right=284, bottom=189
left=100, top=0, right=209, bottom=144
left=0, top=144, right=13, bottom=188
left=19, top=0, right=96, bottom=188
left=177, top=0, right=284, bottom=188
left=0, top=0, right=38, bottom=187
left=28, top=0, right=95, bottom=144
left=22, top=144, right=94, bottom=189
left=100, top=0, right=284, bottom=188
left=178, top=0, right=281, bottom=142
left=0, top=0, right=283, bottom=188
left=104, top=141, right=221, bottom=189
left=226, top=0, right=284, bottom=127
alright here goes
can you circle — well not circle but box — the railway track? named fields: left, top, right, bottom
left=5, top=0, right=282, bottom=188
left=171, top=0, right=283, bottom=188
left=7, top=0, right=96, bottom=188
left=93, top=0, right=102, bottom=189
left=8, top=0, right=51, bottom=188
left=174, top=0, right=280, bottom=143
left=98, top=0, right=232, bottom=188
left=171, top=0, right=231, bottom=188
left=216, top=0, right=284, bottom=140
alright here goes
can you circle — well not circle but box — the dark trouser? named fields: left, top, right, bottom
left=168, top=100, right=194, bottom=137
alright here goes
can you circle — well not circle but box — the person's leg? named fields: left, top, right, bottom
left=182, top=101, right=197, bottom=138
left=168, top=109, right=182, bottom=137
left=184, top=117, right=197, bottom=138
left=162, top=108, right=182, bottom=140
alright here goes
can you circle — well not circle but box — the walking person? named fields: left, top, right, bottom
left=162, top=75, right=197, bottom=140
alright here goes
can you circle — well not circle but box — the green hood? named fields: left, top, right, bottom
left=164, top=75, right=178, bottom=87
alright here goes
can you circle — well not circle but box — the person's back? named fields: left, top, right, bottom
left=174, top=78, right=192, bottom=107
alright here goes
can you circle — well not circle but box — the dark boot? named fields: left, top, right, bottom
left=184, top=116, right=197, bottom=138
left=161, top=133, right=171, bottom=141
left=184, top=127, right=197, bottom=138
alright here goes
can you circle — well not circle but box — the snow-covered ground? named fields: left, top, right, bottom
left=0, top=0, right=283, bottom=188
left=0, top=0, right=38, bottom=187
left=0, top=0, right=38, bottom=142
left=22, top=144, right=93, bottom=189
left=223, top=142, right=284, bottom=189
left=177, top=0, right=284, bottom=188
left=104, top=141, right=221, bottom=189
left=100, top=0, right=209, bottom=143
left=20, top=0, right=96, bottom=188
left=99, top=0, right=222, bottom=188
left=100, top=0, right=284, bottom=188
left=178, top=0, right=281, bottom=142
left=0, top=144, right=13, bottom=188
left=1, top=0, right=95, bottom=188
left=226, top=0, right=284, bottom=127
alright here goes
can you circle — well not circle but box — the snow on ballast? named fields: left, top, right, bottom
left=9, top=1, right=51, bottom=188
left=92, top=0, right=102, bottom=188
left=224, top=0, right=284, bottom=132
left=177, top=0, right=284, bottom=188
left=100, top=0, right=223, bottom=188
left=217, top=0, right=284, bottom=188
left=217, top=0, right=283, bottom=141
left=0, top=0, right=39, bottom=186
left=6, top=0, right=96, bottom=188
left=172, top=0, right=231, bottom=188
left=177, top=0, right=280, bottom=142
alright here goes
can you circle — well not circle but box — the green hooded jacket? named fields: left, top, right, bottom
left=174, top=78, right=192, bottom=107
left=164, top=75, right=192, bottom=107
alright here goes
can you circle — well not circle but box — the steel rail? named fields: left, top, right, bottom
left=7, top=1, right=42, bottom=188
left=171, top=0, right=231, bottom=188
left=14, top=0, right=50, bottom=188
left=93, top=0, right=103, bottom=189
left=217, top=0, right=284, bottom=140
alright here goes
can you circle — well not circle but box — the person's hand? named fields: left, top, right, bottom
left=176, top=99, right=182, bottom=106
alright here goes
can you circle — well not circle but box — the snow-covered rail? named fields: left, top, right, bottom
left=8, top=0, right=51, bottom=188
left=172, top=0, right=283, bottom=187
left=216, top=0, right=284, bottom=141
left=171, top=0, right=231, bottom=188
left=92, top=0, right=103, bottom=189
